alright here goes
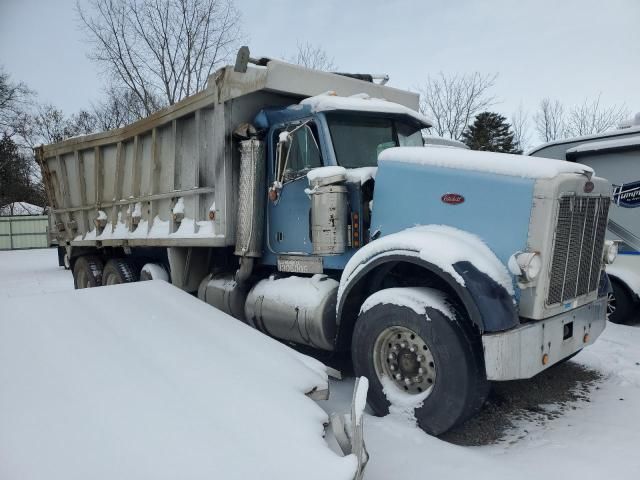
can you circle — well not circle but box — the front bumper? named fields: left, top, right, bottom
left=482, top=296, right=607, bottom=381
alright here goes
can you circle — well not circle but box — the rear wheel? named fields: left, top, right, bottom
left=73, top=256, right=104, bottom=289
left=351, top=287, right=489, bottom=435
left=609, top=278, right=636, bottom=325
left=102, top=258, right=139, bottom=285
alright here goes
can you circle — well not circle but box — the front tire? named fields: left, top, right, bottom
left=351, top=287, right=489, bottom=435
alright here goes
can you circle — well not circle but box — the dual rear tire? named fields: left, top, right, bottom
left=73, top=257, right=143, bottom=288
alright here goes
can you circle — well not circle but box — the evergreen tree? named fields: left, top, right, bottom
left=0, top=134, right=45, bottom=210
left=462, top=111, right=522, bottom=153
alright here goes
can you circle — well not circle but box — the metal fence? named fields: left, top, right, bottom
left=0, top=215, right=50, bottom=250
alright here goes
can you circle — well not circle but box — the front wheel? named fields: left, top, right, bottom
left=351, top=287, right=489, bottom=435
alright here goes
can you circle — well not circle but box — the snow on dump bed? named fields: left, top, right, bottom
left=379, top=146, right=594, bottom=179
left=0, top=281, right=357, bottom=480
left=301, top=92, right=432, bottom=127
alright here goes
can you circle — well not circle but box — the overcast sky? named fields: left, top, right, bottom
left=1, top=0, right=639, bottom=145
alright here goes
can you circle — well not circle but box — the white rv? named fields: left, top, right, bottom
left=529, top=115, right=640, bottom=324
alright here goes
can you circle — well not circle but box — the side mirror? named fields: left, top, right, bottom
left=275, top=131, right=291, bottom=181
left=270, top=132, right=291, bottom=202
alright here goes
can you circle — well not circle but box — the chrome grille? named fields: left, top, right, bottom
left=546, top=196, right=609, bottom=305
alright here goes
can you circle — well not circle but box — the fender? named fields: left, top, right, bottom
left=336, top=226, right=519, bottom=346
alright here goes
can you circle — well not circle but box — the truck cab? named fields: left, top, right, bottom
left=255, top=93, right=427, bottom=269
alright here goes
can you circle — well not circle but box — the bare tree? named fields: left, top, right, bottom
left=78, top=0, right=243, bottom=116
left=533, top=98, right=566, bottom=143
left=18, top=104, right=97, bottom=147
left=91, top=85, right=148, bottom=131
left=510, top=102, right=530, bottom=153
left=0, top=68, right=34, bottom=137
left=565, top=94, right=628, bottom=138
left=288, top=41, right=337, bottom=71
left=417, top=72, right=497, bottom=140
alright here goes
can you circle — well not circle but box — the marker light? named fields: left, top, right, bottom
left=603, top=240, right=618, bottom=265
left=511, top=251, right=542, bottom=281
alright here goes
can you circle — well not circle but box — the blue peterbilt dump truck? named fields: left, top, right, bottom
left=39, top=50, right=616, bottom=434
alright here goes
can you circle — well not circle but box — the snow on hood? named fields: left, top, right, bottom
left=301, top=92, right=432, bottom=127
left=379, top=147, right=594, bottom=179
left=0, top=281, right=357, bottom=480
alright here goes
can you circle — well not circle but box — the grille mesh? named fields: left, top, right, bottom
left=546, top=196, right=609, bottom=305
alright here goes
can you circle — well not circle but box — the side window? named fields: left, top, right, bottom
left=279, top=124, right=322, bottom=181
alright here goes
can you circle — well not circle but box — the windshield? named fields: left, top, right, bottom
left=326, top=113, right=424, bottom=168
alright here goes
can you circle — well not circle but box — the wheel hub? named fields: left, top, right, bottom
left=374, top=326, right=436, bottom=395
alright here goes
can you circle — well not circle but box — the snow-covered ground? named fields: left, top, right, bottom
left=1, top=248, right=640, bottom=479
left=0, top=249, right=356, bottom=480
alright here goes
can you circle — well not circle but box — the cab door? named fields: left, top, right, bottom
left=268, top=122, right=323, bottom=254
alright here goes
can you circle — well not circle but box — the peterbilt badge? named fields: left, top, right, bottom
left=441, top=193, right=465, bottom=205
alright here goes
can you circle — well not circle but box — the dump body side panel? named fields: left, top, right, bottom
left=41, top=61, right=421, bottom=251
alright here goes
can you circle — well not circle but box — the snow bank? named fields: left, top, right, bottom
left=0, top=249, right=73, bottom=299
left=380, top=146, right=594, bottom=179
left=339, top=225, right=513, bottom=307
left=0, top=281, right=357, bottom=480
left=301, top=92, right=432, bottom=127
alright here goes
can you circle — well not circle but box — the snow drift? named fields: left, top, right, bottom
left=0, top=281, right=357, bottom=480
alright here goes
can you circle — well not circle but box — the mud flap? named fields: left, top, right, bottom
left=330, top=377, right=369, bottom=480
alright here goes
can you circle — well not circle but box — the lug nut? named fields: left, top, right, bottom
left=416, top=355, right=424, bottom=362
left=404, top=377, right=412, bottom=385
left=413, top=376, right=423, bottom=384
left=391, top=344, right=399, bottom=352
left=395, top=373, right=403, bottom=381
left=389, top=364, right=396, bottom=371
left=409, top=345, right=416, bottom=353
left=418, top=367, right=424, bottom=374
left=400, top=342, right=407, bottom=349
left=388, top=353, right=396, bottom=360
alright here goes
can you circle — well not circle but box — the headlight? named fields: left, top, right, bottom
left=509, top=251, right=542, bottom=281
left=603, top=240, right=618, bottom=264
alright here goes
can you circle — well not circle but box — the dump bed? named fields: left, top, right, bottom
left=39, top=59, right=420, bottom=248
